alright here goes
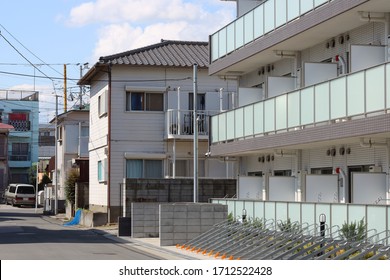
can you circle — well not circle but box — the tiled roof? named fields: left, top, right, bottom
left=99, top=40, right=209, bottom=68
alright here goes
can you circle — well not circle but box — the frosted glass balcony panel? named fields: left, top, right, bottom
left=347, top=72, right=365, bottom=116
left=218, top=28, right=227, bottom=58
left=287, top=0, right=300, bottom=21
left=366, top=65, right=385, bottom=113
left=219, top=113, right=227, bottom=141
left=235, top=17, right=244, bottom=50
left=331, top=204, right=348, bottom=231
left=264, top=99, right=275, bottom=132
left=275, top=95, right=287, bottom=130
left=226, top=23, right=235, bottom=54
left=211, top=34, right=219, bottom=62
left=348, top=205, right=366, bottom=225
left=264, top=202, right=276, bottom=223
left=226, top=111, right=235, bottom=140
left=367, top=206, right=387, bottom=242
left=315, top=83, right=330, bottom=122
left=387, top=64, right=390, bottom=109
left=288, top=91, right=300, bottom=127
left=244, top=12, right=254, bottom=45
left=275, top=0, right=287, bottom=27
left=253, top=5, right=264, bottom=38
left=302, top=203, right=315, bottom=226
left=211, top=116, right=219, bottom=142
left=330, top=77, right=346, bottom=119
left=254, top=201, right=264, bottom=220
left=264, top=0, right=275, bottom=33
left=276, top=202, right=288, bottom=222
left=301, top=0, right=314, bottom=14
left=254, top=102, right=264, bottom=134
left=300, top=87, right=314, bottom=125
left=235, top=108, right=244, bottom=138
left=288, top=203, right=301, bottom=224
left=244, top=105, right=254, bottom=137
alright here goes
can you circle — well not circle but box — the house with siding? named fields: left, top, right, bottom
left=79, top=40, right=238, bottom=222
left=49, top=109, right=89, bottom=212
left=0, top=90, right=39, bottom=190
left=207, top=0, right=390, bottom=233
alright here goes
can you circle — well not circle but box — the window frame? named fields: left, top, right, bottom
left=125, top=91, right=164, bottom=112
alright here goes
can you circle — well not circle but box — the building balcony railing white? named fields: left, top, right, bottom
left=211, top=0, right=332, bottom=62
left=211, top=61, right=390, bottom=144
left=166, top=109, right=220, bottom=138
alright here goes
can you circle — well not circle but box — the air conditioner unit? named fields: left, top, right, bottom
left=369, top=166, right=382, bottom=173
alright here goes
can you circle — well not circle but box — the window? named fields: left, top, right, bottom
left=97, top=161, right=102, bottom=181
left=188, top=93, right=206, bottom=110
left=274, top=170, right=292, bottom=176
left=98, top=90, right=108, bottom=117
left=97, top=159, right=107, bottom=183
left=311, top=167, right=333, bottom=175
left=126, top=159, right=163, bottom=178
left=11, top=143, right=29, bottom=161
left=126, top=92, right=163, bottom=111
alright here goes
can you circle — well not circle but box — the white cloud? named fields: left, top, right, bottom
left=67, top=0, right=235, bottom=61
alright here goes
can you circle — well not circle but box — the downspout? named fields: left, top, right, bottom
left=107, top=64, right=112, bottom=223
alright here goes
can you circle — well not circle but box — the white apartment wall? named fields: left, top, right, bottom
left=238, top=22, right=386, bottom=92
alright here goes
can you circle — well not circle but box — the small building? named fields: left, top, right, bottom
left=0, top=90, right=39, bottom=186
left=79, top=40, right=238, bottom=222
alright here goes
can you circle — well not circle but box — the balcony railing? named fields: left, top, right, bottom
left=8, top=120, right=31, bottom=131
left=9, top=154, right=31, bottom=161
left=0, top=90, right=39, bottom=101
left=211, top=0, right=332, bottom=62
left=166, top=109, right=220, bottom=137
left=211, top=62, right=390, bottom=143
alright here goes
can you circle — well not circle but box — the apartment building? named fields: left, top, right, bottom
left=0, top=90, right=39, bottom=191
left=79, top=40, right=238, bottom=222
left=209, top=0, right=390, bottom=204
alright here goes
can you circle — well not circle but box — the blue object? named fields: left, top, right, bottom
left=63, top=209, right=82, bottom=226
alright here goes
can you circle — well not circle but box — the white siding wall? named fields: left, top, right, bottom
left=88, top=66, right=237, bottom=208
left=89, top=73, right=109, bottom=207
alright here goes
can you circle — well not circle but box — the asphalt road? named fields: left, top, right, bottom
left=0, top=204, right=163, bottom=260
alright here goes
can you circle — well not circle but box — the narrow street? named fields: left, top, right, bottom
left=0, top=204, right=163, bottom=260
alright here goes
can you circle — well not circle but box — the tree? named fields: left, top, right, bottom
left=65, top=169, right=79, bottom=205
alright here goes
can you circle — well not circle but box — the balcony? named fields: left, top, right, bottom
left=8, top=120, right=31, bottom=132
left=211, top=61, right=390, bottom=144
left=211, top=0, right=332, bottom=63
left=166, top=110, right=220, bottom=139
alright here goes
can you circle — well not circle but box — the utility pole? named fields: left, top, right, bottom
left=193, top=64, right=198, bottom=203
left=79, top=63, right=89, bottom=109
left=54, top=95, right=59, bottom=215
left=64, top=64, right=67, bottom=112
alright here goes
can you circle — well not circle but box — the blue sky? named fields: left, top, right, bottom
left=0, top=0, right=235, bottom=123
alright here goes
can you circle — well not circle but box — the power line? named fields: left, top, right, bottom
left=0, top=32, right=56, bottom=86
left=0, top=23, right=70, bottom=82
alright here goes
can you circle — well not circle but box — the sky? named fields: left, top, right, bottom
left=0, top=0, right=235, bottom=123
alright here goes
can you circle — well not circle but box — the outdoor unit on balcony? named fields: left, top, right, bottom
left=369, top=166, right=382, bottom=173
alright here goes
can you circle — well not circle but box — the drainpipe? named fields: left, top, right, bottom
left=107, top=64, right=112, bottom=223
left=335, top=167, right=346, bottom=203
left=359, top=138, right=388, bottom=148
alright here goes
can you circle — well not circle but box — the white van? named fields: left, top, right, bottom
left=4, top=184, right=36, bottom=207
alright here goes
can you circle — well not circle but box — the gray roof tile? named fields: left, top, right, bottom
left=99, top=40, right=209, bottom=67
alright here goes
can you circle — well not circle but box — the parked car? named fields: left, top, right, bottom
left=4, top=184, right=36, bottom=207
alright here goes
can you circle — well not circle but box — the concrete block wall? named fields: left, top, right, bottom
left=131, top=203, right=160, bottom=238
left=159, top=203, right=228, bottom=246
left=124, top=178, right=236, bottom=217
